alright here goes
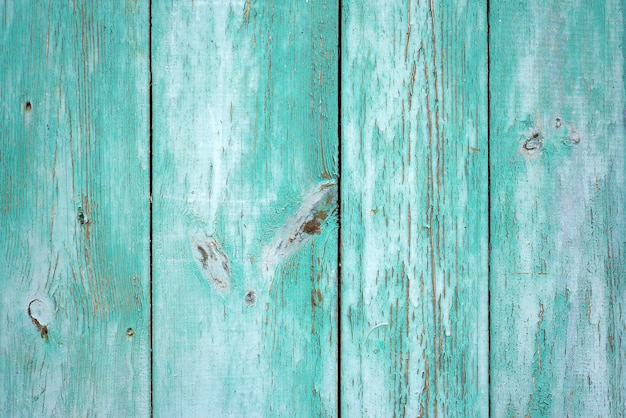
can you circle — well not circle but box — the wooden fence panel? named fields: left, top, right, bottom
left=340, top=1, right=489, bottom=416
left=489, top=1, right=626, bottom=416
left=151, top=1, right=339, bottom=416
left=2, top=2, right=624, bottom=416
left=0, top=1, right=151, bottom=416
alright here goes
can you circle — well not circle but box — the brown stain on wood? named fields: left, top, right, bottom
left=196, top=245, right=209, bottom=267
left=303, top=211, right=327, bottom=235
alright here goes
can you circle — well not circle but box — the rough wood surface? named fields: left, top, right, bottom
left=489, top=1, right=626, bottom=416
left=3, top=2, right=624, bottom=416
left=340, top=1, right=489, bottom=416
left=151, top=1, right=339, bottom=416
left=0, top=0, right=151, bottom=416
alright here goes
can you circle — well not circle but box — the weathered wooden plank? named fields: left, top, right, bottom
left=341, top=1, right=489, bottom=416
left=0, top=0, right=150, bottom=416
left=151, top=1, right=338, bottom=416
left=489, top=1, right=625, bottom=416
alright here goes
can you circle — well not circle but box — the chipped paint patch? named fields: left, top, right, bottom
left=261, top=181, right=337, bottom=283
left=190, top=230, right=231, bottom=292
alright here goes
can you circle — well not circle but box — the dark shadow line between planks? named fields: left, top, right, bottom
left=486, top=0, right=492, bottom=416
left=148, top=1, right=154, bottom=417
left=337, top=0, right=343, bottom=416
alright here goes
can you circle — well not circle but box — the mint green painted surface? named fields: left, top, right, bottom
left=151, top=1, right=338, bottom=416
left=340, top=1, right=489, bottom=416
left=2, top=2, right=625, bottom=417
left=489, top=1, right=625, bottom=416
left=0, top=0, right=150, bottom=416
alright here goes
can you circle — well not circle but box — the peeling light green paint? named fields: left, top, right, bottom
left=0, top=0, right=150, bottom=416
left=2, top=1, right=625, bottom=417
left=340, top=1, right=489, bottom=416
left=151, top=1, right=338, bottom=416
left=489, top=1, right=626, bottom=416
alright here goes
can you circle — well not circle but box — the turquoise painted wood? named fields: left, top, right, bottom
left=489, top=0, right=626, bottom=416
left=340, top=1, right=489, bottom=416
left=151, top=1, right=339, bottom=416
left=0, top=0, right=151, bottom=416
left=3, top=2, right=625, bottom=417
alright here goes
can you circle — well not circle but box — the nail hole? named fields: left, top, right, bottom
left=244, top=290, right=257, bottom=307
left=77, top=207, right=88, bottom=225
left=126, top=328, right=134, bottom=337
left=25, top=102, right=32, bottom=112
left=555, top=117, right=562, bottom=129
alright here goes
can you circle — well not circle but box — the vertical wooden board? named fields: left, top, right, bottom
left=152, top=1, right=338, bottom=416
left=490, top=1, right=625, bottom=416
left=0, top=0, right=150, bottom=416
left=341, top=1, right=488, bottom=416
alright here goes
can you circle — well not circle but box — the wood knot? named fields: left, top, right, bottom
left=522, top=132, right=543, bottom=154
left=190, top=231, right=231, bottom=292
left=244, top=290, right=257, bottom=307
left=28, top=299, right=53, bottom=340
left=567, top=128, right=581, bottom=144
left=554, top=117, right=562, bottom=129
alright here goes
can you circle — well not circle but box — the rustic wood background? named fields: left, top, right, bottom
left=1, top=0, right=624, bottom=417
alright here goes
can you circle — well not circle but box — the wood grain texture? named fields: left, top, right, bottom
left=340, top=1, right=489, bottom=416
left=489, top=1, right=626, bottom=416
left=0, top=0, right=150, bottom=416
left=151, top=1, right=338, bottom=416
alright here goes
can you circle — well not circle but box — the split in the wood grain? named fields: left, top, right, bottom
left=261, top=180, right=338, bottom=287
left=190, top=230, right=231, bottom=292
left=363, top=323, right=389, bottom=346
